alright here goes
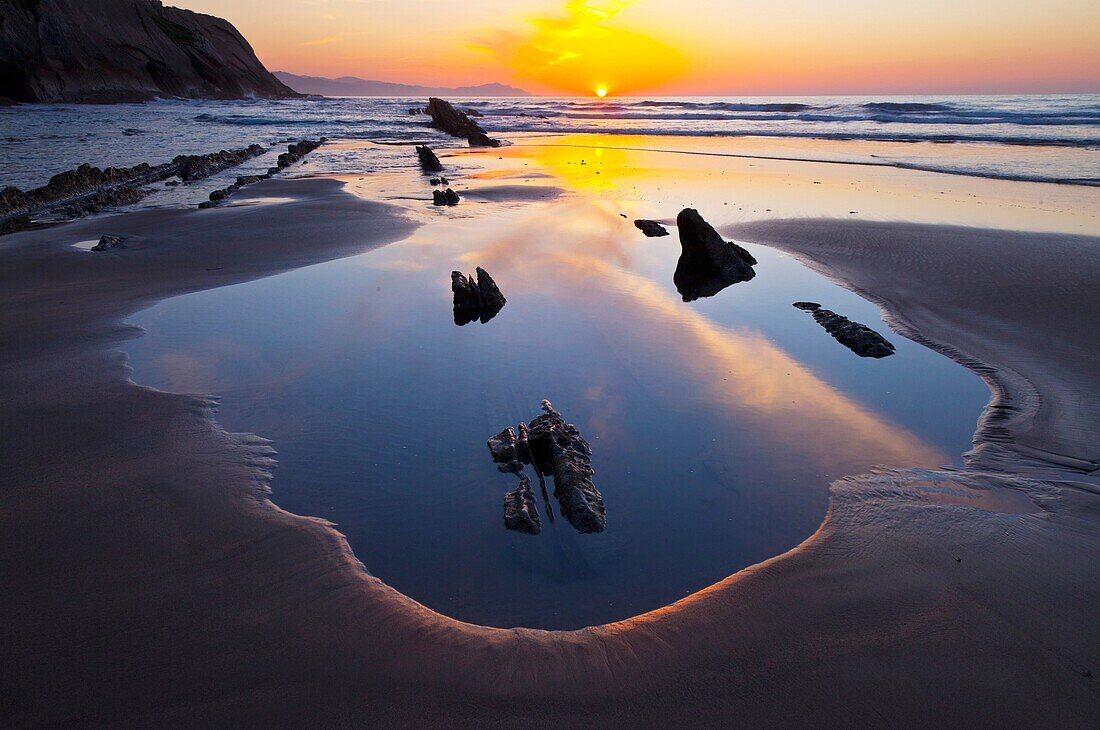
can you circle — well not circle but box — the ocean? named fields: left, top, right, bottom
left=3, top=94, right=1099, bottom=195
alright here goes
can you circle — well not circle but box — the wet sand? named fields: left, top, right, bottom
left=2, top=153, right=1099, bottom=725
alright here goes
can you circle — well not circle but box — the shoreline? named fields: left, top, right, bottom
left=2, top=171, right=1098, bottom=724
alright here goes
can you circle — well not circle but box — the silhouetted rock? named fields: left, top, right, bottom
left=451, top=267, right=505, bottom=324
left=433, top=188, right=460, bottom=206
left=416, top=145, right=443, bottom=172
left=793, top=303, right=896, bottom=358
left=0, top=0, right=299, bottom=103
left=673, top=208, right=756, bottom=301
left=634, top=219, right=669, bottom=237
left=425, top=97, right=501, bottom=147
left=90, top=235, right=126, bottom=252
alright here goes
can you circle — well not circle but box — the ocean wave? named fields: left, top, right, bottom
left=501, top=122, right=1100, bottom=148
left=863, top=102, right=956, bottom=113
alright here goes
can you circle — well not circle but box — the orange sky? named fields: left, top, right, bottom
left=174, top=0, right=1100, bottom=95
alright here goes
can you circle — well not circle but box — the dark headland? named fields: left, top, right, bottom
left=0, top=0, right=298, bottom=103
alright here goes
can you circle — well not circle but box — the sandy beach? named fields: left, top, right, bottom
left=2, top=137, right=1099, bottom=726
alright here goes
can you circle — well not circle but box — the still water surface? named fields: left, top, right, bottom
left=125, top=187, right=987, bottom=629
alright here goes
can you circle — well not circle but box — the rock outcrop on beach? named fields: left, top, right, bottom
left=634, top=219, right=669, bottom=237
left=90, top=235, right=126, bottom=252
left=488, top=401, right=604, bottom=535
left=673, top=208, right=757, bottom=301
left=199, top=139, right=325, bottom=208
left=1, top=139, right=325, bottom=229
left=433, top=188, right=461, bottom=207
left=416, top=146, right=444, bottom=173
left=2, top=145, right=261, bottom=232
left=425, top=98, right=502, bottom=147
left=793, top=302, right=896, bottom=358
left=451, top=267, right=505, bottom=325
left=0, top=0, right=298, bottom=103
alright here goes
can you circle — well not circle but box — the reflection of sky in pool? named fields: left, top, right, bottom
left=125, top=185, right=988, bottom=630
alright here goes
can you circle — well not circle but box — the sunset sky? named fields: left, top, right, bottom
left=174, top=0, right=1100, bottom=95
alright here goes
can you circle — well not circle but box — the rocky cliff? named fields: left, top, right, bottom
left=0, top=0, right=298, bottom=103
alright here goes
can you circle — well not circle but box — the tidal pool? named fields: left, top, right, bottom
left=125, top=165, right=988, bottom=629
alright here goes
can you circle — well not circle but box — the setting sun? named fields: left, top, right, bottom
left=595, top=87, right=608, bottom=97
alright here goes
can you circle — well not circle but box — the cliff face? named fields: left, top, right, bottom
left=0, top=0, right=299, bottom=103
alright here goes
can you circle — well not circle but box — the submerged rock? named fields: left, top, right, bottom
left=503, top=476, right=541, bottom=534
left=90, top=235, right=126, bottom=252
left=416, top=145, right=444, bottom=172
left=634, top=219, right=669, bottom=237
left=451, top=267, right=506, bottom=325
left=673, top=208, right=757, bottom=301
left=793, top=302, right=896, bottom=358
left=425, top=97, right=501, bottom=147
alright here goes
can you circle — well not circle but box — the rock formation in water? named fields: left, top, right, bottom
left=792, top=302, right=896, bottom=358
left=528, top=401, right=605, bottom=533
left=432, top=188, right=461, bottom=207
left=503, top=476, right=541, bottom=534
left=451, top=267, right=505, bottom=325
left=0, top=0, right=300, bottom=103
left=425, top=98, right=501, bottom=147
left=416, top=146, right=444, bottom=173
left=1, top=144, right=270, bottom=232
left=1, top=139, right=326, bottom=228
left=673, top=208, right=757, bottom=301
left=196, top=139, right=325, bottom=208
left=634, top=219, right=670, bottom=237
left=488, top=401, right=603, bottom=535
left=90, top=235, right=126, bottom=252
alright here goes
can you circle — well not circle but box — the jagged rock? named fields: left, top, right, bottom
left=634, top=219, right=669, bottom=237
left=451, top=267, right=505, bottom=325
left=451, top=271, right=482, bottom=325
left=475, top=267, right=506, bottom=316
left=0, top=143, right=289, bottom=232
left=416, top=145, right=444, bottom=173
left=276, top=138, right=326, bottom=169
left=488, top=401, right=601, bottom=534
left=0, top=0, right=299, bottom=103
left=429, top=178, right=441, bottom=186
left=793, top=303, right=896, bottom=358
left=90, top=235, right=126, bottom=252
left=503, top=476, right=541, bottom=534
left=488, top=427, right=524, bottom=474
left=673, top=208, right=756, bottom=301
left=440, top=176, right=449, bottom=185
left=433, top=188, right=460, bottom=206
left=425, top=97, right=501, bottom=147
left=527, top=401, right=604, bottom=534
left=175, top=144, right=265, bottom=181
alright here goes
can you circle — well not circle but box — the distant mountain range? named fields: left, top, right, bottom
left=273, top=72, right=530, bottom=98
